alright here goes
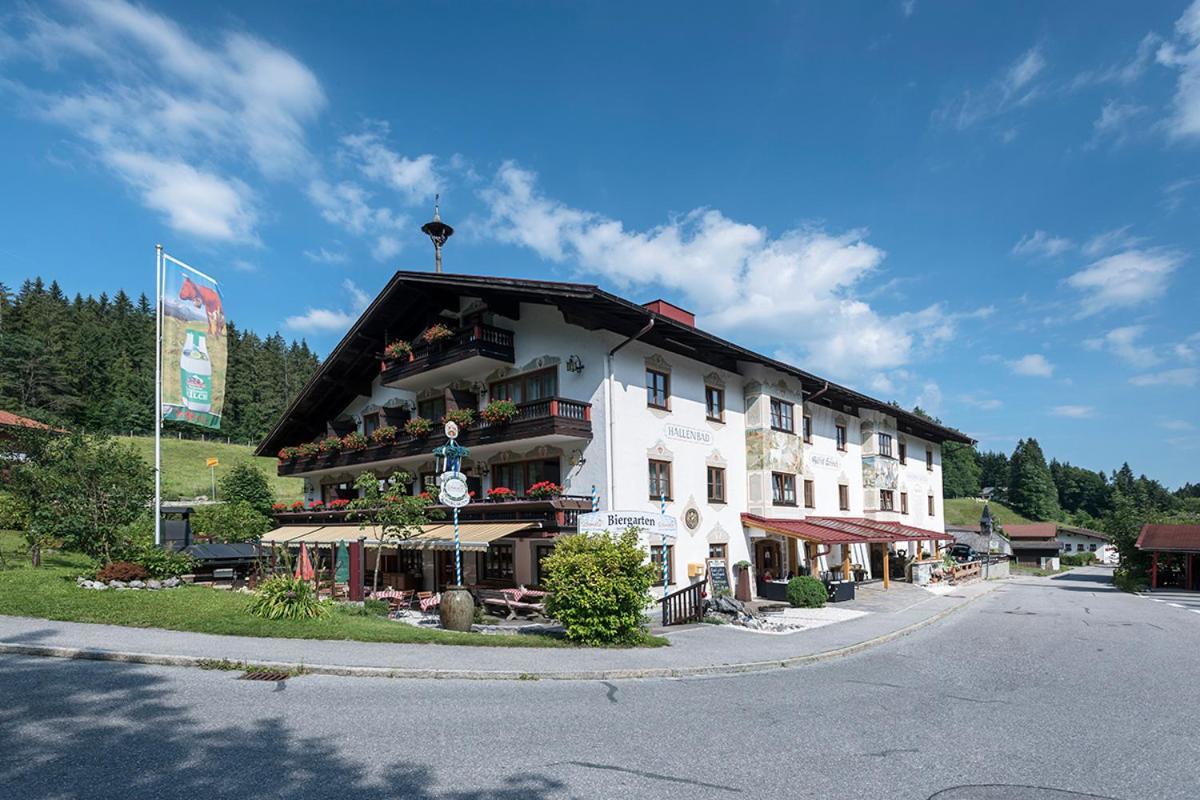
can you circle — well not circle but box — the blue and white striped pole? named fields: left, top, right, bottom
left=591, top=484, right=599, bottom=513
left=660, top=492, right=668, bottom=599
left=453, top=452, right=462, bottom=585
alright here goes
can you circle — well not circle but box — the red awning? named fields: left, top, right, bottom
left=741, top=514, right=866, bottom=544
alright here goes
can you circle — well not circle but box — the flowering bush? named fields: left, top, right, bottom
left=383, top=339, right=412, bottom=360
left=487, top=486, right=516, bottom=500
left=328, top=498, right=351, bottom=510
left=371, top=425, right=398, bottom=445
left=297, top=442, right=320, bottom=458
left=444, top=408, right=475, bottom=429
left=421, top=323, right=453, bottom=343
left=480, top=399, right=519, bottom=424
left=404, top=417, right=433, bottom=437
left=271, top=503, right=287, bottom=513
left=317, top=435, right=342, bottom=454
left=289, top=501, right=305, bottom=511
left=341, top=431, right=368, bottom=451
left=277, top=446, right=300, bottom=462
left=528, top=480, right=563, bottom=499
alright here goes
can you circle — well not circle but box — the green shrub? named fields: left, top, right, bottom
left=248, top=575, right=330, bottom=620
left=217, top=464, right=274, bottom=514
left=0, top=493, right=29, bottom=530
left=1113, top=569, right=1148, bottom=593
left=786, top=575, right=827, bottom=608
left=191, top=501, right=272, bottom=543
left=542, top=529, right=657, bottom=646
left=119, top=542, right=196, bottom=579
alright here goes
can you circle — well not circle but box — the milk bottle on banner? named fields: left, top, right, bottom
left=180, top=330, right=213, bottom=413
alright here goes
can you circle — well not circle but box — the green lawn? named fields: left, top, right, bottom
left=0, top=532, right=665, bottom=649
left=1010, top=563, right=1073, bottom=578
left=121, top=435, right=302, bottom=503
left=944, top=497, right=1034, bottom=527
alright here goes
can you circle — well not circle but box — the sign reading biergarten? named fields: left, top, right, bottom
left=161, top=256, right=227, bottom=429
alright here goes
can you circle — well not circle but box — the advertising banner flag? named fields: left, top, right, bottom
left=160, top=254, right=227, bottom=429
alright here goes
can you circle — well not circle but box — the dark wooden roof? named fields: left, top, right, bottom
left=1136, top=524, right=1200, bottom=553
left=255, top=271, right=975, bottom=455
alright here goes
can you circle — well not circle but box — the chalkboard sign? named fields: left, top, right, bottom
left=707, top=558, right=730, bottom=596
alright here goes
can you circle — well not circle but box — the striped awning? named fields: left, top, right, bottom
left=260, top=521, right=540, bottom=552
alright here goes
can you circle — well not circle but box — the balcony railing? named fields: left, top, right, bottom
left=277, top=397, right=592, bottom=476
left=273, top=496, right=593, bottom=531
left=380, top=324, right=514, bottom=385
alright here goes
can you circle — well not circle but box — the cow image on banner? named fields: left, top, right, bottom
left=160, top=255, right=227, bottom=429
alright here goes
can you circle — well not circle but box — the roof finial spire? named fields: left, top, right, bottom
left=421, top=194, right=454, bottom=273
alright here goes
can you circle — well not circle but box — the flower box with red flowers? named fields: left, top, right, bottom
left=486, top=486, right=517, bottom=502
left=527, top=480, right=563, bottom=499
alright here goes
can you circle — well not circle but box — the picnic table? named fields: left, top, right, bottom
left=480, top=587, right=547, bottom=620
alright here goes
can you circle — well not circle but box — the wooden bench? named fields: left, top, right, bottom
left=476, top=589, right=545, bottom=621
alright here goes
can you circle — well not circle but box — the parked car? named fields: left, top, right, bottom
left=947, top=543, right=977, bottom=563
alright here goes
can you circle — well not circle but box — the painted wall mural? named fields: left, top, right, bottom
left=862, top=456, right=899, bottom=490
left=746, top=429, right=803, bottom=474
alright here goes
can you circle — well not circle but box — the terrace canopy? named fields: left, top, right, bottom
left=261, top=521, right=540, bottom=552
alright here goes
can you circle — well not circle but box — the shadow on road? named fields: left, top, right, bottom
left=1048, top=571, right=1117, bottom=587
left=0, top=650, right=565, bottom=800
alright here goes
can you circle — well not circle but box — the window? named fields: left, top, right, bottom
left=705, top=385, right=725, bottom=421
left=927, top=495, right=935, bottom=515
left=706, top=466, right=726, bottom=503
left=1088, top=543, right=1097, bottom=552
left=708, top=543, right=727, bottom=560
left=900, top=492, right=909, bottom=515
left=650, top=545, right=674, bottom=586
left=1064, top=543, right=1073, bottom=552
left=803, top=479, right=815, bottom=509
left=802, top=415, right=813, bottom=443
left=836, top=424, right=848, bottom=451
left=898, top=441, right=907, bottom=465
left=646, top=368, right=670, bottom=409
left=491, top=459, right=561, bottom=497
left=417, top=397, right=446, bottom=422
left=880, top=490, right=895, bottom=511
left=772, top=472, right=797, bottom=506
left=490, top=368, right=557, bottom=405
left=362, top=412, right=380, bottom=437
left=532, top=544, right=555, bottom=586
left=770, top=398, right=794, bottom=433
left=926, top=447, right=934, bottom=471
left=648, top=459, right=673, bottom=500
left=878, top=433, right=893, bottom=458
left=478, top=542, right=515, bottom=581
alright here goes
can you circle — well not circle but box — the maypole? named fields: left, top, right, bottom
left=154, top=244, right=163, bottom=546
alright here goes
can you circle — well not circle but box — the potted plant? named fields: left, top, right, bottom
left=383, top=339, right=412, bottom=362
left=271, top=503, right=287, bottom=513
left=444, top=408, right=475, bottom=429
left=277, top=446, right=300, bottom=462
left=527, top=480, right=562, bottom=499
left=317, top=435, right=342, bottom=455
left=308, top=500, right=325, bottom=511
left=480, top=399, right=519, bottom=425
left=370, top=425, right=398, bottom=445
left=297, top=442, right=320, bottom=459
left=486, top=486, right=517, bottom=502
left=421, top=323, right=453, bottom=344
left=328, top=498, right=351, bottom=510
left=404, top=417, right=433, bottom=437
left=289, top=501, right=305, bottom=512
left=341, top=431, right=368, bottom=451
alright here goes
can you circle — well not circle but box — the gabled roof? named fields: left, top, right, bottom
left=0, top=410, right=65, bottom=433
left=256, top=271, right=975, bottom=455
left=1003, top=523, right=1059, bottom=540
left=1058, top=525, right=1110, bottom=542
left=1136, top=524, right=1200, bottom=553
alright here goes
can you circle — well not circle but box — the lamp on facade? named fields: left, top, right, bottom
left=565, top=354, right=585, bottom=373
left=421, top=194, right=454, bottom=274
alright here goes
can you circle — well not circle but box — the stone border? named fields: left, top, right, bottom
left=0, top=587, right=992, bottom=681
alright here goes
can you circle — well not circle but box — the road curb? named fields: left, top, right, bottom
left=0, top=586, right=993, bottom=681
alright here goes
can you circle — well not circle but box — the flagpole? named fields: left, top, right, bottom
left=154, top=244, right=163, bottom=547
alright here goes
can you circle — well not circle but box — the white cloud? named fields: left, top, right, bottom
left=960, top=394, right=1003, bottom=411
left=1085, top=99, right=1148, bottom=149
left=284, top=280, right=370, bottom=332
left=480, top=162, right=974, bottom=384
left=1081, top=225, right=1144, bottom=257
left=1012, top=230, right=1073, bottom=259
left=936, top=46, right=1046, bottom=130
left=1130, top=367, right=1199, bottom=387
left=339, top=124, right=440, bottom=205
left=1065, top=248, right=1185, bottom=316
left=231, top=259, right=258, bottom=273
left=1007, top=48, right=1047, bottom=93
left=307, top=179, right=408, bottom=261
left=1157, top=0, right=1200, bottom=139
left=343, top=279, right=370, bottom=311
left=1008, top=353, right=1055, bottom=377
left=913, top=382, right=943, bottom=414
left=901, top=0, right=916, bottom=18
left=303, top=247, right=348, bottom=265
left=1158, top=418, right=1195, bottom=431
left=1069, top=33, right=1162, bottom=89
left=1082, top=325, right=1162, bottom=367
left=1163, top=176, right=1200, bottom=211
left=1051, top=405, right=1097, bottom=418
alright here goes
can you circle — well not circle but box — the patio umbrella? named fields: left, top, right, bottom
left=295, top=543, right=315, bottom=581
left=334, top=540, right=350, bottom=584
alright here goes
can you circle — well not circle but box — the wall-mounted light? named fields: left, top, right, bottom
left=566, top=354, right=585, bottom=373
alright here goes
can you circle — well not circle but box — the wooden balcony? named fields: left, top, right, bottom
left=277, top=397, right=592, bottom=476
left=272, top=496, right=593, bottom=532
left=380, top=324, right=514, bottom=389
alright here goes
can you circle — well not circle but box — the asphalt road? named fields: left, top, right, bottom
left=2, top=567, right=1197, bottom=800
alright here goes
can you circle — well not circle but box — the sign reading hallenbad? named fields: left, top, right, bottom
left=161, top=257, right=227, bottom=429
left=577, top=511, right=678, bottom=541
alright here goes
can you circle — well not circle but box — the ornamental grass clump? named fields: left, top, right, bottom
left=541, top=529, right=656, bottom=646
left=248, top=575, right=330, bottom=620
left=786, top=575, right=827, bottom=608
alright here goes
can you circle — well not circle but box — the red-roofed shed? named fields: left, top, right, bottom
left=1136, top=524, right=1200, bottom=591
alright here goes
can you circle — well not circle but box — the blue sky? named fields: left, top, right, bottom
left=1, top=1, right=1198, bottom=486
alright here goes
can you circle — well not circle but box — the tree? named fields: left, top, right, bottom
left=348, top=471, right=440, bottom=593
left=1007, top=438, right=1060, bottom=521
left=976, top=450, right=1010, bottom=497
left=9, top=433, right=152, bottom=564
left=1103, top=490, right=1146, bottom=576
left=191, top=501, right=272, bottom=543
left=218, top=463, right=274, bottom=514
left=941, top=442, right=982, bottom=498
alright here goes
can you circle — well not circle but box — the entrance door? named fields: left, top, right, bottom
left=435, top=551, right=461, bottom=589
left=755, top=539, right=782, bottom=581
left=869, top=544, right=884, bottom=580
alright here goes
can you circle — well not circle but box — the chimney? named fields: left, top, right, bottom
left=642, top=299, right=695, bottom=327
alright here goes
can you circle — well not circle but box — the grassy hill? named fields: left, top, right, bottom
left=121, top=435, right=302, bottom=503
left=944, top=497, right=1034, bottom=528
